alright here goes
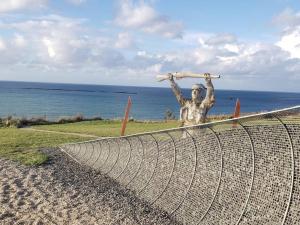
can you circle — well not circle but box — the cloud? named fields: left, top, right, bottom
left=0, top=14, right=129, bottom=71
left=276, top=28, right=300, bottom=59
left=0, top=34, right=28, bottom=64
left=272, top=8, right=300, bottom=31
left=0, top=0, right=47, bottom=13
left=129, top=32, right=300, bottom=81
left=0, top=37, right=6, bottom=50
left=0, top=8, right=299, bottom=91
left=66, top=0, right=87, bottom=5
left=114, top=32, right=135, bottom=49
left=273, top=9, right=300, bottom=59
left=114, top=0, right=183, bottom=38
left=205, top=33, right=237, bottom=46
left=13, top=33, right=27, bottom=47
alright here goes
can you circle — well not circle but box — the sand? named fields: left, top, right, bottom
left=0, top=148, right=179, bottom=225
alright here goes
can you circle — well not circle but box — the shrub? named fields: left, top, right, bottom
left=73, top=114, right=84, bottom=122
left=164, top=109, right=176, bottom=121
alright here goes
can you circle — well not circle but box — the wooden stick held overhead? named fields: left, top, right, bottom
left=156, top=72, right=221, bottom=82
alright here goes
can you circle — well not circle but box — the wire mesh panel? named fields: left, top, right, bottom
left=81, top=142, right=96, bottom=166
left=138, top=132, right=176, bottom=204
left=89, top=141, right=103, bottom=169
left=199, top=122, right=253, bottom=224
left=127, top=134, right=159, bottom=194
left=60, top=105, right=300, bottom=225
left=285, top=121, right=300, bottom=225
left=172, top=126, right=222, bottom=224
left=238, top=115, right=292, bottom=225
left=150, top=129, right=197, bottom=214
left=116, top=136, right=143, bottom=187
left=94, top=139, right=110, bottom=171
left=112, top=138, right=131, bottom=180
left=273, top=109, right=300, bottom=225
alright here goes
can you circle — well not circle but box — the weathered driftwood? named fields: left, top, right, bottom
left=156, top=72, right=220, bottom=82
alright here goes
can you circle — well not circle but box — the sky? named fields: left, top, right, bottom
left=0, top=0, right=300, bottom=92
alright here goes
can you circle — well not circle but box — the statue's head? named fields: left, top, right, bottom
left=191, top=83, right=206, bottom=102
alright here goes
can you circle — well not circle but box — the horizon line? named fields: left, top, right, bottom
left=0, top=79, right=299, bottom=94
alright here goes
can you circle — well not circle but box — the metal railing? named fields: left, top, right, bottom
left=60, top=105, right=300, bottom=225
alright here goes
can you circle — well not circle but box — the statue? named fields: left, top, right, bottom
left=168, top=73, right=215, bottom=127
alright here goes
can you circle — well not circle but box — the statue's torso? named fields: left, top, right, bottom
left=180, top=100, right=208, bottom=125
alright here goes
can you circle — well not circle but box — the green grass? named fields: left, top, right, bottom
left=0, top=128, right=91, bottom=166
left=3, top=116, right=299, bottom=166
left=32, top=120, right=181, bottom=137
left=0, top=120, right=180, bottom=166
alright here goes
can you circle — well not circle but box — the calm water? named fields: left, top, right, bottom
left=0, top=81, right=299, bottom=121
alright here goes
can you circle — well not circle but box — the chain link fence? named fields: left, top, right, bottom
left=60, top=105, right=300, bottom=225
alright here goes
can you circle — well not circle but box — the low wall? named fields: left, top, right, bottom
left=61, top=106, right=300, bottom=225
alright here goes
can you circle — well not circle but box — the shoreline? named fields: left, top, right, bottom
left=1, top=113, right=237, bottom=128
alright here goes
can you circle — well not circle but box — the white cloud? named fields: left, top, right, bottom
left=43, top=38, right=56, bottom=58
left=273, top=9, right=300, bottom=59
left=13, top=33, right=26, bottom=47
left=66, top=0, right=87, bottom=5
left=0, top=37, right=6, bottom=50
left=0, top=0, right=47, bottom=13
left=277, top=29, right=300, bottom=59
left=114, top=32, right=135, bottom=49
left=114, top=0, right=183, bottom=38
left=205, top=33, right=236, bottom=45
left=273, top=8, right=300, bottom=31
left=0, top=14, right=129, bottom=70
left=128, top=32, right=300, bottom=83
left=0, top=34, right=28, bottom=64
left=224, top=44, right=239, bottom=53
left=0, top=8, right=299, bottom=91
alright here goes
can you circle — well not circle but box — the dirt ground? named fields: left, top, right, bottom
left=0, top=148, right=179, bottom=225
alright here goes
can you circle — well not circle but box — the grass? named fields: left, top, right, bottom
left=0, top=128, right=91, bottom=166
left=31, top=115, right=300, bottom=138
left=32, top=120, right=181, bottom=137
left=2, top=115, right=299, bottom=166
left=0, top=120, right=180, bottom=166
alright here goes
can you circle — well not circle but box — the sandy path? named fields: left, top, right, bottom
left=0, top=149, right=178, bottom=225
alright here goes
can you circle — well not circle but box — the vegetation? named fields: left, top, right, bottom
left=164, top=109, right=176, bottom=121
left=32, top=120, right=181, bottom=137
left=4, top=112, right=297, bottom=166
left=0, top=128, right=91, bottom=166
left=0, top=114, right=103, bottom=128
left=0, top=120, right=180, bottom=166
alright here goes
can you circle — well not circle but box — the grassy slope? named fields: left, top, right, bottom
left=0, top=128, right=91, bottom=165
left=32, top=120, right=181, bottom=137
left=1, top=120, right=180, bottom=165
left=2, top=116, right=300, bottom=166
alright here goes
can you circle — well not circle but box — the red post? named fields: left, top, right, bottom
left=233, top=98, right=240, bottom=127
left=121, top=96, right=132, bottom=136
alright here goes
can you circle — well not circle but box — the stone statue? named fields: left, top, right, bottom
left=168, top=73, right=215, bottom=127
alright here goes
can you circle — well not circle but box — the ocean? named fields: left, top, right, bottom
left=0, top=81, right=299, bottom=121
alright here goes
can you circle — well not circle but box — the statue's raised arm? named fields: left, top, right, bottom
left=160, top=71, right=219, bottom=127
left=201, top=73, right=215, bottom=109
left=168, top=73, right=186, bottom=106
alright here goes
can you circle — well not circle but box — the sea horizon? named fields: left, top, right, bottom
left=1, top=79, right=299, bottom=94
left=1, top=80, right=300, bottom=121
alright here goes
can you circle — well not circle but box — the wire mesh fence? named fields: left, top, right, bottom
left=60, top=105, right=300, bottom=225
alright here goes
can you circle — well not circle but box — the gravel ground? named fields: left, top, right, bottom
left=0, top=148, right=180, bottom=225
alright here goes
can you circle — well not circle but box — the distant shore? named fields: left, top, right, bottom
left=0, top=113, right=237, bottom=128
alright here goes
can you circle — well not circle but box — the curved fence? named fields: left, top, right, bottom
left=60, top=105, right=300, bottom=225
